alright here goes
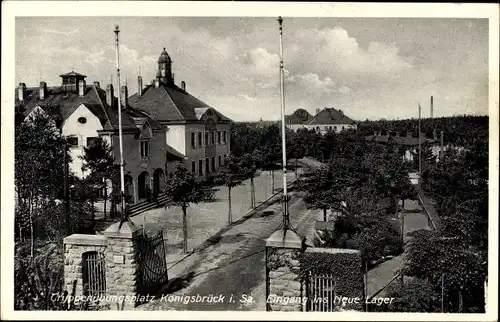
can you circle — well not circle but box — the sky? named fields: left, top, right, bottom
left=15, top=17, right=489, bottom=122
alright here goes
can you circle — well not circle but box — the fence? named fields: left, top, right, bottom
left=82, top=251, right=106, bottom=297
left=136, top=231, right=169, bottom=296
left=304, top=271, right=337, bottom=312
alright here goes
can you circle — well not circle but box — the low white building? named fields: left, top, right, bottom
left=286, top=107, right=357, bottom=134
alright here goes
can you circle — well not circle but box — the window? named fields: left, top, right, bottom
left=191, top=132, right=196, bottom=148
left=211, top=157, right=215, bottom=171
left=198, top=132, right=202, bottom=147
left=68, top=137, right=78, bottom=147
left=205, top=132, right=209, bottom=146
left=211, top=132, right=215, bottom=145
left=199, top=160, right=203, bottom=176
left=205, top=158, right=210, bottom=174
left=342, top=126, right=345, bottom=130
left=218, top=155, right=222, bottom=167
left=217, top=131, right=221, bottom=144
left=86, top=137, right=99, bottom=147
left=191, top=161, right=196, bottom=173
left=223, top=130, right=227, bottom=143
left=334, top=126, right=337, bottom=131
left=223, top=154, right=227, bottom=164
left=140, top=140, right=149, bottom=157
left=78, top=117, right=87, bottom=124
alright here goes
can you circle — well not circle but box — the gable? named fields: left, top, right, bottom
left=139, top=121, right=153, bottom=139
left=62, top=104, right=103, bottom=135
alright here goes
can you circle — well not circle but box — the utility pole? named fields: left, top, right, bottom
left=64, top=141, right=70, bottom=235
left=440, top=130, right=444, bottom=162
left=114, top=25, right=126, bottom=220
left=430, top=95, right=434, bottom=119
left=278, top=16, right=289, bottom=230
left=418, top=103, right=422, bottom=191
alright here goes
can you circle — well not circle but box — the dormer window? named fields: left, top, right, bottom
left=67, top=137, right=79, bottom=147
left=207, top=110, right=213, bottom=117
left=78, top=117, right=87, bottom=124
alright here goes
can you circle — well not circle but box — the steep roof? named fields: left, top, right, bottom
left=15, top=84, right=138, bottom=131
left=128, top=82, right=232, bottom=123
left=285, top=108, right=314, bottom=125
left=308, top=108, right=355, bottom=125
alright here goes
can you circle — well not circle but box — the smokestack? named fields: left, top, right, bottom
left=138, top=76, right=143, bottom=96
left=106, top=84, right=114, bottom=107
left=39, top=81, right=47, bottom=100
left=78, top=79, right=86, bottom=97
left=18, top=83, right=26, bottom=101
left=431, top=95, right=434, bottom=118
left=120, top=85, right=128, bottom=108
left=181, top=81, right=186, bottom=91
left=93, top=81, right=100, bottom=89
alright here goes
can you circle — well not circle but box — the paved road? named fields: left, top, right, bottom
left=136, top=194, right=319, bottom=311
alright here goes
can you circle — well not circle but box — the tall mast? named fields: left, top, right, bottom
left=114, top=25, right=126, bottom=217
left=418, top=103, right=422, bottom=190
left=278, top=16, right=289, bottom=230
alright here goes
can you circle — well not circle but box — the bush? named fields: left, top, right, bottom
left=380, top=278, right=441, bottom=312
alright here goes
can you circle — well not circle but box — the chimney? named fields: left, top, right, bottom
left=120, top=85, right=128, bottom=108
left=138, top=76, right=143, bottom=96
left=18, top=83, right=26, bottom=101
left=78, top=79, right=86, bottom=97
left=316, top=108, right=320, bottom=115
left=39, top=81, right=47, bottom=100
left=430, top=96, right=434, bottom=118
left=106, top=84, right=114, bottom=107
left=93, top=81, right=100, bottom=89
left=181, top=81, right=186, bottom=91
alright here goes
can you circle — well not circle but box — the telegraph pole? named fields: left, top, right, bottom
left=418, top=103, right=422, bottom=191
left=278, top=16, right=289, bottom=230
left=114, top=25, right=126, bottom=219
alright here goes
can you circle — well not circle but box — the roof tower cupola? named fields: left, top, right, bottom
left=157, top=47, right=173, bottom=85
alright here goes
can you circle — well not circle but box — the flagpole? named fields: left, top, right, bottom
left=114, top=25, right=126, bottom=218
left=278, top=16, right=289, bottom=230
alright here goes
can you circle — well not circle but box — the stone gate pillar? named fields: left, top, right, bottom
left=103, top=220, right=142, bottom=310
left=63, top=234, right=108, bottom=297
left=265, top=228, right=305, bottom=312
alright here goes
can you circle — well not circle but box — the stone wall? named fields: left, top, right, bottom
left=63, top=220, right=143, bottom=310
left=63, top=234, right=107, bottom=297
left=266, top=247, right=303, bottom=312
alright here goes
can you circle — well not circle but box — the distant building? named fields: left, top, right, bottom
left=15, top=71, right=179, bottom=203
left=128, top=48, right=232, bottom=180
left=364, top=131, right=438, bottom=162
left=286, top=107, right=357, bottom=134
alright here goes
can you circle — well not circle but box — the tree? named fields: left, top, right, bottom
left=163, top=163, right=214, bottom=253
left=216, top=154, right=245, bottom=223
left=382, top=278, right=441, bottom=312
left=239, top=153, right=258, bottom=208
left=15, top=109, right=68, bottom=257
left=258, top=125, right=282, bottom=193
left=286, top=130, right=306, bottom=178
left=81, top=138, right=119, bottom=220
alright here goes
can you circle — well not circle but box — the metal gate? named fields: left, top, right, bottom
left=305, top=271, right=336, bottom=311
left=137, top=231, right=168, bottom=295
left=82, top=251, right=106, bottom=297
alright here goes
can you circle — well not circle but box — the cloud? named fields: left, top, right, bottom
left=238, top=47, right=279, bottom=77
left=237, top=94, right=256, bottom=102
left=287, top=73, right=336, bottom=94
left=39, top=27, right=80, bottom=36
left=338, top=86, right=351, bottom=94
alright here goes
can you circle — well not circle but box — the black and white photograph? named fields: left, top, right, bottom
left=1, top=1, right=498, bottom=320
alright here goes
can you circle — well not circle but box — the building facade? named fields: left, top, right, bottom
left=128, top=48, right=232, bottom=179
left=286, top=107, right=357, bottom=134
left=15, top=71, right=177, bottom=204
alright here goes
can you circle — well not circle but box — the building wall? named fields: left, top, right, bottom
left=304, top=123, right=357, bottom=135
left=184, top=121, right=231, bottom=178
left=61, top=104, right=103, bottom=179
left=108, top=126, right=167, bottom=203
left=166, top=125, right=186, bottom=156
